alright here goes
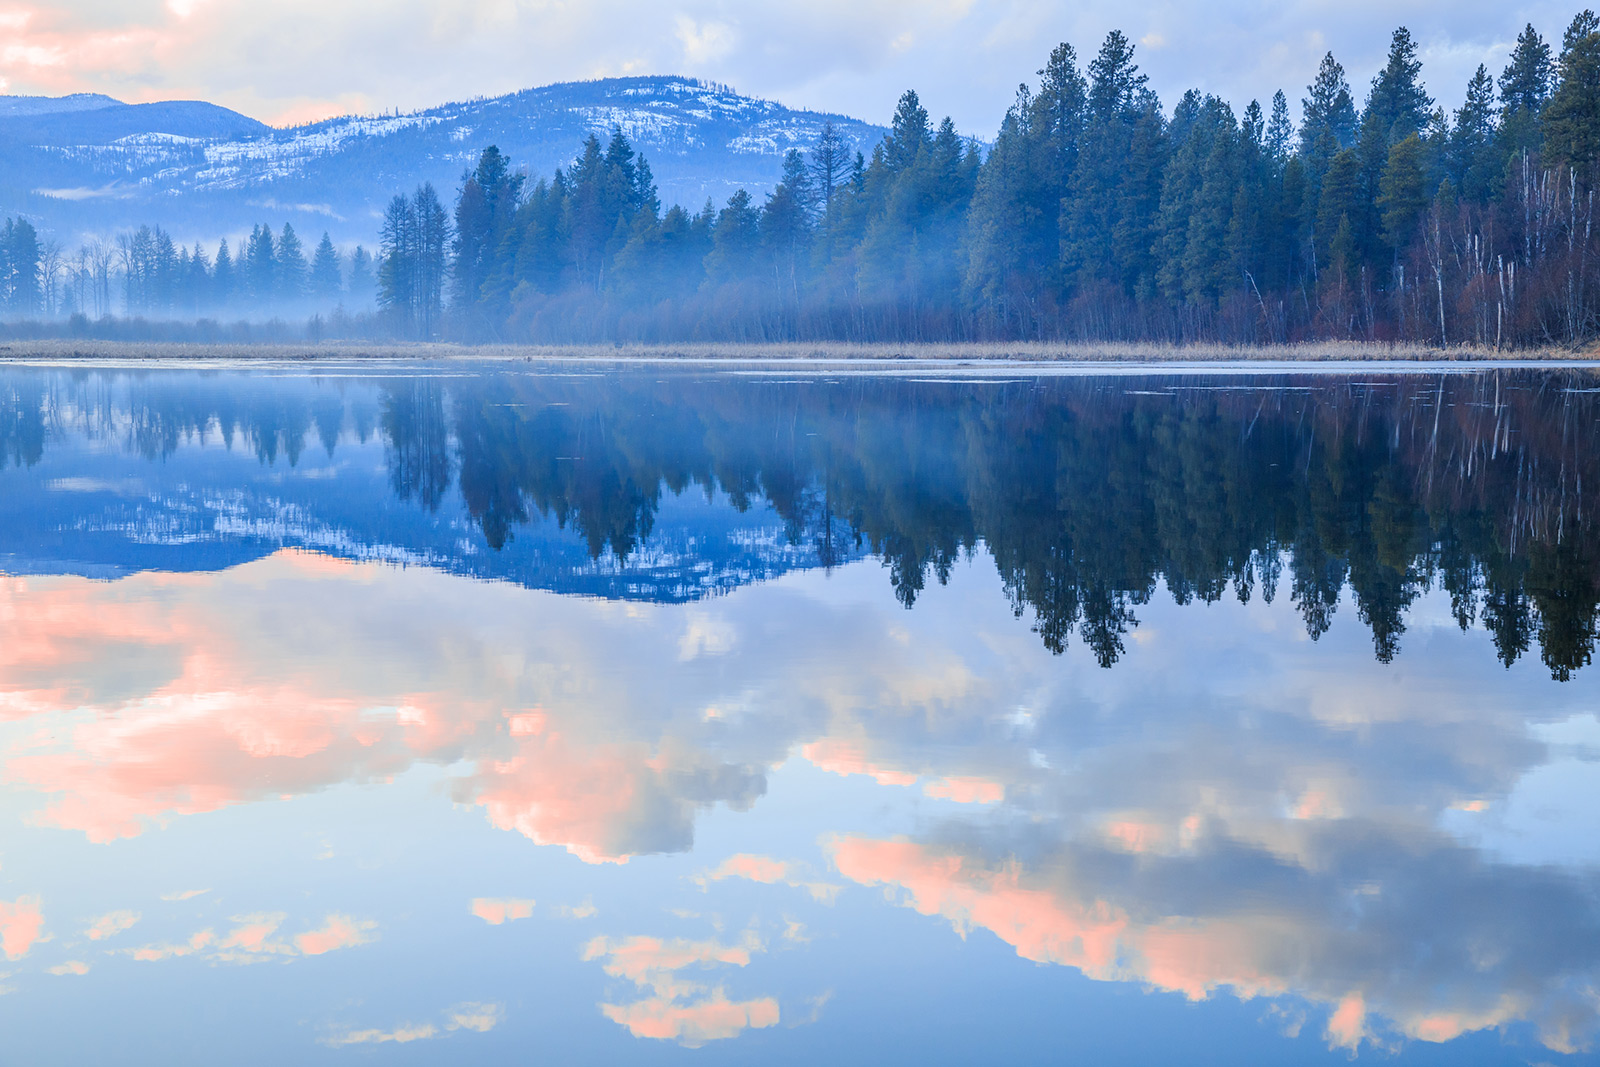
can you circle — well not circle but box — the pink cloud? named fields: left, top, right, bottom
left=130, top=928, right=214, bottom=962
left=294, top=914, right=376, bottom=956
left=584, top=930, right=776, bottom=1046
left=0, top=896, right=44, bottom=960
left=601, top=992, right=780, bottom=1046
left=829, top=835, right=1593, bottom=1055
left=470, top=898, right=535, bottom=925
left=0, top=555, right=755, bottom=863
left=695, top=853, right=842, bottom=903
left=802, top=739, right=917, bottom=786
left=582, top=932, right=761, bottom=991
left=703, top=854, right=790, bottom=884
left=923, top=776, right=1005, bottom=804
left=84, top=909, right=140, bottom=941
left=217, top=913, right=292, bottom=956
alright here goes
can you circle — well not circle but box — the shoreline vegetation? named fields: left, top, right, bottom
left=0, top=339, right=1596, bottom=364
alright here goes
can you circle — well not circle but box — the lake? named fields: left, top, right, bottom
left=0, top=360, right=1597, bottom=1064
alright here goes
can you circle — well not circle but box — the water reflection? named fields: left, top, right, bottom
left=0, top=364, right=1597, bottom=1062
left=2, top=367, right=1597, bottom=674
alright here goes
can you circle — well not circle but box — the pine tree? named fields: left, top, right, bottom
left=413, top=183, right=450, bottom=338
left=810, top=122, right=850, bottom=217
left=706, top=189, right=760, bottom=283
left=1062, top=30, right=1159, bottom=294
left=1301, top=53, right=1359, bottom=155
left=1502, top=24, right=1554, bottom=156
left=1363, top=28, right=1434, bottom=146
left=0, top=218, right=41, bottom=316
left=310, top=232, right=342, bottom=301
left=1542, top=11, right=1600, bottom=177
left=277, top=223, right=309, bottom=301
left=378, top=195, right=417, bottom=331
left=1265, top=90, right=1294, bottom=169
left=347, top=246, right=375, bottom=307
left=213, top=239, right=235, bottom=308
left=451, top=145, right=525, bottom=317
left=1451, top=65, right=1501, bottom=202
left=1378, top=134, right=1428, bottom=250
left=884, top=90, right=932, bottom=173
left=245, top=224, right=276, bottom=304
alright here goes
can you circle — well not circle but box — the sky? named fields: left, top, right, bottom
left=0, top=1, right=1583, bottom=134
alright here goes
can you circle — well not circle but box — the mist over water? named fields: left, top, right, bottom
left=0, top=362, right=1598, bottom=1063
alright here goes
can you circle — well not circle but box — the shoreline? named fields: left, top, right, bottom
left=0, top=342, right=1593, bottom=363
left=0, top=339, right=1596, bottom=365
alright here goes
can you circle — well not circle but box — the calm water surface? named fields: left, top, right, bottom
left=0, top=361, right=1598, bottom=1064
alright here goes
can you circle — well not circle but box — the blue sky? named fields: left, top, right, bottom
left=0, top=1, right=1582, bottom=134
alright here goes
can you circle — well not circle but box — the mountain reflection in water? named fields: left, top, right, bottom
left=0, top=363, right=1597, bottom=1064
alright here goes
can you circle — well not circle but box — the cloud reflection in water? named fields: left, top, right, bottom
left=0, top=545, right=1596, bottom=1055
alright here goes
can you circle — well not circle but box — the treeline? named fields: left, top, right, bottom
left=374, top=14, right=1600, bottom=347
left=0, top=216, right=377, bottom=321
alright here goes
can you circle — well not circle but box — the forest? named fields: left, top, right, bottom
left=3, top=14, right=1600, bottom=347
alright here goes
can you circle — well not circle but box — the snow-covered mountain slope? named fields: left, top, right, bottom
left=0, top=77, right=886, bottom=246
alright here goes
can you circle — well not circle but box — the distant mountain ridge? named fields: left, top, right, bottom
left=0, top=76, right=887, bottom=246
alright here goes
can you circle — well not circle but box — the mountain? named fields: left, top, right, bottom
left=0, top=77, right=886, bottom=247
left=0, top=93, right=123, bottom=118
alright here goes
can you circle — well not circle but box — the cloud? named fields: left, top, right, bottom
left=123, top=912, right=372, bottom=963
left=325, top=1023, right=438, bottom=1047
left=829, top=833, right=1600, bottom=1054
left=294, top=914, right=376, bottom=956
left=469, top=898, right=535, bottom=925
left=47, top=960, right=90, bottom=976
left=129, top=928, right=214, bottom=962
left=557, top=901, right=598, bottom=920
left=216, top=913, right=294, bottom=959
left=922, top=776, right=1004, bottom=804
left=695, top=853, right=842, bottom=904
left=83, top=910, right=139, bottom=942
left=600, top=991, right=780, bottom=1046
left=583, top=931, right=778, bottom=1046
left=324, top=1002, right=503, bottom=1047
left=0, top=897, right=44, bottom=961
left=802, top=739, right=917, bottom=786
left=159, top=889, right=209, bottom=902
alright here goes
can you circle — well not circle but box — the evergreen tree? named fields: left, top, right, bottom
left=277, top=223, right=309, bottom=301
left=451, top=145, right=525, bottom=317
left=1543, top=10, right=1600, bottom=177
left=310, top=232, right=342, bottom=301
left=809, top=122, right=851, bottom=216
left=378, top=195, right=418, bottom=332
left=1265, top=90, right=1294, bottom=169
left=705, top=189, right=761, bottom=283
left=245, top=224, right=276, bottom=304
left=1062, top=30, right=1163, bottom=297
left=1301, top=53, right=1359, bottom=155
left=213, top=239, right=235, bottom=309
left=1451, top=65, right=1501, bottom=202
left=347, top=246, right=375, bottom=307
left=1362, top=28, right=1434, bottom=146
left=1378, top=133, right=1428, bottom=250
left=413, top=184, right=450, bottom=338
left=1502, top=23, right=1554, bottom=157
left=0, top=218, right=42, bottom=316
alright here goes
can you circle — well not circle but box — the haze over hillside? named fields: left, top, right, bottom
left=0, top=76, right=887, bottom=245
